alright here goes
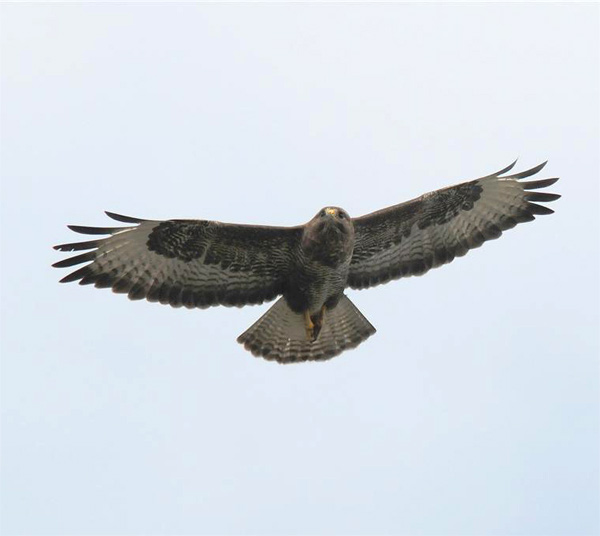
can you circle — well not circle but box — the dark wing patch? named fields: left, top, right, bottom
left=348, top=161, right=560, bottom=289
left=54, top=211, right=302, bottom=308
left=147, top=220, right=214, bottom=262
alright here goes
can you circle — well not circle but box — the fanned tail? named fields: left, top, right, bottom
left=237, top=295, right=376, bottom=363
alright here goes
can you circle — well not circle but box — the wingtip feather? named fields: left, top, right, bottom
left=522, top=177, right=559, bottom=190
left=67, top=224, right=126, bottom=235
left=508, top=161, right=548, bottom=179
left=493, top=159, right=518, bottom=176
left=528, top=202, right=555, bottom=215
left=525, top=192, right=561, bottom=202
left=105, top=211, right=146, bottom=224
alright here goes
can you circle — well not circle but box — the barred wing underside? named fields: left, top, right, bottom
left=348, top=161, right=560, bottom=290
left=54, top=212, right=302, bottom=308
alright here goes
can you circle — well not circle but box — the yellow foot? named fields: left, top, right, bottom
left=304, top=310, right=315, bottom=342
left=309, top=305, right=326, bottom=343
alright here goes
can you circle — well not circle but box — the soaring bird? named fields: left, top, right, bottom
left=53, top=160, right=559, bottom=363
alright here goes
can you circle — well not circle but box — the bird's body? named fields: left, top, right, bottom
left=54, top=160, right=560, bottom=363
left=286, top=207, right=353, bottom=315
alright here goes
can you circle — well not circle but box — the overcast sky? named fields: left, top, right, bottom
left=1, top=3, right=598, bottom=535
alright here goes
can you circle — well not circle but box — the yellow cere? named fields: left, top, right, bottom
left=325, top=208, right=337, bottom=215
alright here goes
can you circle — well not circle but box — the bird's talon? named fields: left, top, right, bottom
left=304, top=311, right=315, bottom=342
left=308, top=305, right=326, bottom=342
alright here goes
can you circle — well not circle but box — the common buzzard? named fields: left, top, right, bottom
left=54, top=160, right=559, bottom=363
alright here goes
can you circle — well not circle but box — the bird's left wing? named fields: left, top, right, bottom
left=348, top=161, right=560, bottom=290
left=54, top=212, right=302, bottom=308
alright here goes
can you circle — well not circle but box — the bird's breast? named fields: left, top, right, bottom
left=302, top=225, right=354, bottom=268
left=285, top=251, right=351, bottom=314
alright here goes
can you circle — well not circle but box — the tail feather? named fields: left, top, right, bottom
left=237, top=295, right=376, bottom=363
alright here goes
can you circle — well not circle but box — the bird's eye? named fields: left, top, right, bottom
left=320, top=210, right=326, bottom=217
left=338, top=211, right=346, bottom=219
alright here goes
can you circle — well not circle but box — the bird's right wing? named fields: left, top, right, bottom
left=54, top=212, right=303, bottom=308
left=348, top=161, right=560, bottom=290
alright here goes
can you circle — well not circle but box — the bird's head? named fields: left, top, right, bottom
left=311, top=207, right=353, bottom=235
left=301, top=207, right=355, bottom=265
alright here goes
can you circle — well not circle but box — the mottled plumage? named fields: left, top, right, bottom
left=54, top=160, right=559, bottom=363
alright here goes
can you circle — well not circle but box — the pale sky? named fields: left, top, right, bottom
left=1, top=3, right=598, bottom=535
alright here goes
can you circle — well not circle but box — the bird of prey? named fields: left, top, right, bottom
left=53, top=160, right=559, bottom=364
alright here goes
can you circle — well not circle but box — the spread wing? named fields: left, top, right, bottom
left=348, top=161, right=560, bottom=290
left=54, top=212, right=303, bottom=308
